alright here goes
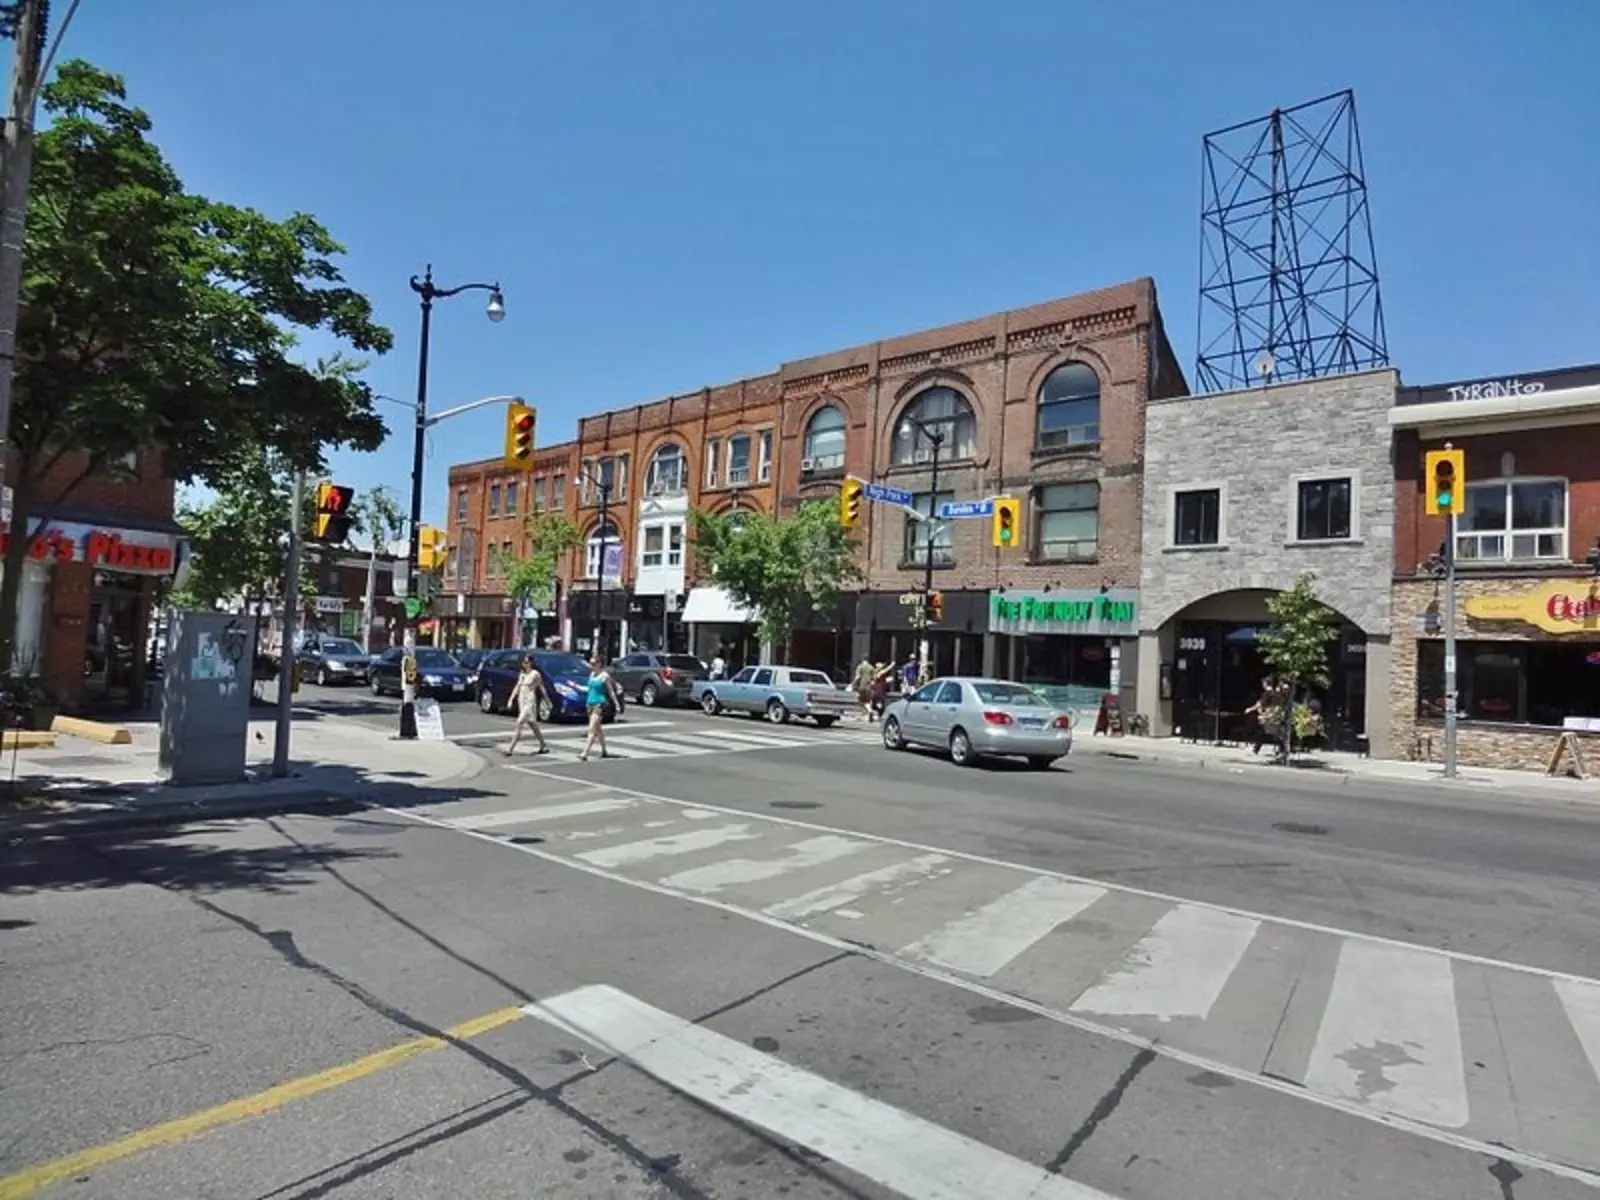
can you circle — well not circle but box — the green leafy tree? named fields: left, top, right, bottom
left=352, top=484, right=405, bottom=553
left=503, top=513, right=581, bottom=628
left=1257, top=572, right=1340, bottom=758
left=688, top=501, right=861, bottom=662
left=0, top=61, right=392, bottom=672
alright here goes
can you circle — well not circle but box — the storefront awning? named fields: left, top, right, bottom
left=680, top=586, right=755, bottom=625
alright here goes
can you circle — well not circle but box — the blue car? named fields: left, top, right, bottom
left=473, top=649, right=621, bottom=723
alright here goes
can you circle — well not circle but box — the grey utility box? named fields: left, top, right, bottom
left=159, top=610, right=257, bottom=787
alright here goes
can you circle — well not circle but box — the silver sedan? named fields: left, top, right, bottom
left=880, top=676, right=1073, bottom=768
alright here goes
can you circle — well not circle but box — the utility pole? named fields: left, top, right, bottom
left=360, top=537, right=378, bottom=654
left=0, top=0, right=48, bottom=502
left=1442, top=501, right=1459, bottom=780
left=273, top=469, right=306, bottom=777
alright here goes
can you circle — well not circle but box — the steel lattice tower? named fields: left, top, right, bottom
left=1194, top=89, right=1389, bottom=392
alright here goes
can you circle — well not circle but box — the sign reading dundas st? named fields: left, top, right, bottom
left=1463, top=581, right=1600, bottom=635
left=989, top=588, right=1139, bottom=637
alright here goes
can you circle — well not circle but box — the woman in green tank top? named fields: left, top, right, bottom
left=580, top=657, right=620, bottom=762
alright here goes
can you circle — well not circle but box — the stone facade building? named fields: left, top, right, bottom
left=1136, top=369, right=1399, bottom=758
left=1388, top=363, right=1600, bottom=771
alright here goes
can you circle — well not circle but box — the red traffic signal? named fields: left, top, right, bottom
left=312, top=483, right=354, bottom=543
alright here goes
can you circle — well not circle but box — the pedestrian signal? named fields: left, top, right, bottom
left=312, top=483, right=354, bottom=543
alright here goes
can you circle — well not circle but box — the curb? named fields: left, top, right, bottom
left=2, top=730, right=55, bottom=750
left=51, top=715, right=132, bottom=745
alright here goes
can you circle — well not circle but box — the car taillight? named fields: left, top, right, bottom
left=1052, top=715, right=1071, bottom=729
left=660, top=667, right=674, bottom=682
left=982, top=710, right=1014, bottom=726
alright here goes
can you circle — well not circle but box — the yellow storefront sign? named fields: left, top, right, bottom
left=1463, top=581, right=1600, bottom=634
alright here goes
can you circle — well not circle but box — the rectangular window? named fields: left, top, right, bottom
left=531, top=477, right=545, bottom=512
left=1457, top=478, right=1567, bottom=563
left=505, top=481, right=518, bottom=516
left=1035, top=483, right=1099, bottom=561
left=455, top=489, right=468, bottom=521
left=1173, top=488, right=1221, bottom=546
left=727, top=435, right=751, bottom=486
left=614, top=455, right=629, bottom=502
left=903, top=491, right=955, bottom=566
left=488, top=484, right=501, bottom=517
left=641, top=524, right=665, bottom=568
left=1416, top=638, right=1600, bottom=726
left=552, top=475, right=565, bottom=508
left=580, top=459, right=596, bottom=503
left=503, top=540, right=514, bottom=571
left=758, top=430, right=772, bottom=483
left=486, top=543, right=501, bottom=578
left=1296, top=477, right=1352, bottom=541
left=705, top=441, right=720, bottom=488
left=668, top=522, right=684, bottom=566
left=445, top=547, right=458, bottom=582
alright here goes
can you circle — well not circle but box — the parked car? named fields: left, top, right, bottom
left=367, top=646, right=473, bottom=699
left=880, top=676, right=1072, bottom=768
left=296, top=635, right=372, bottom=687
left=474, top=650, right=622, bottom=723
left=453, top=648, right=491, bottom=679
left=696, top=665, right=854, bottom=727
left=609, top=651, right=708, bottom=707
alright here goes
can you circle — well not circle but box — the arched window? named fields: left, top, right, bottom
left=890, top=387, right=976, bottom=465
left=802, top=406, right=846, bottom=471
left=1036, top=362, right=1100, bottom=450
left=585, top=519, right=621, bottom=579
left=647, top=443, right=688, bottom=495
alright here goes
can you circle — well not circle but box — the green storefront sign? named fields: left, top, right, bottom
left=988, top=588, right=1139, bottom=638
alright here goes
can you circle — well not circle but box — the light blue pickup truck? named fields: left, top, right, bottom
left=693, top=665, right=855, bottom=727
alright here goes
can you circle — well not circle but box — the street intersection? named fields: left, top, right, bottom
left=3, top=683, right=1599, bottom=1198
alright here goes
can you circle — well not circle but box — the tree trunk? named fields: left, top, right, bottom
left=0, top=465, right=37, bottom=677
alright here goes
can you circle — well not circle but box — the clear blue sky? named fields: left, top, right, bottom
left=68, top=0, right=1599, bottom=529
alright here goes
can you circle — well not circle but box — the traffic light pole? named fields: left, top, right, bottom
left=1442, top=510, right=1459, bottom=779
left=273, top=469, right=306, bottom=777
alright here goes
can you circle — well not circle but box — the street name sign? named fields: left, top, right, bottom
left=863, top=481, right=914, bottom=506
left=938, top=498, right=995, bottom=520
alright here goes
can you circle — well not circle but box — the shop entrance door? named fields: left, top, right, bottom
left=84, top=574, right=144, bottom=710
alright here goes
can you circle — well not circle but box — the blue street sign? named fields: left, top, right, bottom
left=938, top=498, right=995, bottom=520
left=863, top=481, right=914, bottom=506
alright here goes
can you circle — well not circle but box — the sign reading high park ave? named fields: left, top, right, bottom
left=1464, top=581, right=1600, bottom=635
left=0, top=520, right=179, bottom=575
left=988, top=588, right=1140, bottom=638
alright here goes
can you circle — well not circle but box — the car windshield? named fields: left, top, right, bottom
left=537, top=653, right=590, bottom=676
left=972, top=682, right=1047, bottom=707
left=414, top=650, right=457, bottom=668
left=665, top=655, right=705, bottom=672
left=789, top=670, right=833, bottom=686
left=320, top=639, right=362, bottom=656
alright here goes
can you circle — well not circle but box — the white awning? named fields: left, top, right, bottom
left=680, top=586, right=755, bottom=625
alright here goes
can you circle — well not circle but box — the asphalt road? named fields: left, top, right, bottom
left=3, top=681, right=1599, bottom=1199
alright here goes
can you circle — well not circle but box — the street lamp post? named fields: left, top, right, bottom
left=398, top=265, right=504, bottom=740
left=899, top=418, right=945, bottom=684
left=577, top=467, right=613, bottom=659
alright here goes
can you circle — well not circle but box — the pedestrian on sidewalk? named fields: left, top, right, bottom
left=579, top=656, right=623, bottom=762
left=504, top=656, right=550, bottom=757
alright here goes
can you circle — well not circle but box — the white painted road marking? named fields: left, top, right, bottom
left=1305, top=940, right=1469, bottom=1128
left=526, top=985, right=1123, bottom=1200
left=446, top=798, right=635, bottom=829
left=1070, top=904, right=1259, bottom=1022
left=765, top=854, right=951, bottom=921
left=659, top=834, right=872, bottom=894
left=1554, top=976, right=1600, bottom=1083
left=901, top=877, right=1106, bottom=978
left=575, top=823, right=763, bottom=868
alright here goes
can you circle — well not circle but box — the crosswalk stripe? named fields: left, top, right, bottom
left=1305, top=940, right=1469, bottom=1128
left=447, top=798, right=636, bottom=829
left=765, top=853, right=951, bottom=921
left=901, top=877, right=1106, bottom=979
left=587, top=734, right=719, bottom=759
left=526, top=985, right=1122, bottom=1200
left=680, top=725, right=809, bottom=747
left=659, top=834, right=872, bottom=895
left=574, top=823, right=762, bottom=868
left=1069, top=904, right=1259, bottom=1022
left=1554, top=977, right=1600, bottom=1083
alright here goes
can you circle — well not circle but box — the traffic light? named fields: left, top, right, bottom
left=839, top=478, right=863, bottom=529
left=1423, top=448, right=1466, bottom=516
left=417, top=526, right=447, bottom=572
left=992, top=496, right=1021, bottom=548
left=504, top=402, right=536, bottom=468
left=926, top=590, right=943, bottom=626
left=311, top=482, right=354, bottom=543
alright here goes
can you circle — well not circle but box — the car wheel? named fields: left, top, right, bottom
left=882, top=716, right=905, bottom=750
left=316, top=666, right=329, bottom=687
left=478, top=686, right=496, bottom=714
left=949, top=727, right=975, bottom=767
left=640, top=681, right=658, bottom=707
left=537, top=695, right=554, bottom=723
left=369, top=674, right=382, bottom=696
left=766, top=698, right=789, bottom=725
left=701, top=692, right=721, bottom=715
left=1027, top=755, right=1059, bottom=770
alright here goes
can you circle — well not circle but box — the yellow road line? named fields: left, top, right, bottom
left=0, top=1006, right=525, bottom=1200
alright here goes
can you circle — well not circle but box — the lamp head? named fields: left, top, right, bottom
left=485, top=287, right=506, bottom=323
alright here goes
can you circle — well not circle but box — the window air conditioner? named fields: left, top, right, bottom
left=800, top=458, right=815, bottom=473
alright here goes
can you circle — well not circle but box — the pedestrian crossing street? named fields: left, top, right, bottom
left=452, top=717, right=882, bottom=763
left=403, top=782, right=1600, bottom=1177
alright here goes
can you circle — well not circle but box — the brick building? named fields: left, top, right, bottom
left=545, top=277, right=1187, bottom=680
left=2, top=446, right=181, bottom=712
left=1135, top=369, right=1398, bottom=757
left=442, top=440, right=577, bottom=649
left=1388, top=363, right=1600, bottom=771
left=297, top=544, right=405, bottom=652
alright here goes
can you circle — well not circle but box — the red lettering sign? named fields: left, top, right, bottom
left=1547, top=592, right=1600, bottom=623
left=0, top=526, right=175, bottom=573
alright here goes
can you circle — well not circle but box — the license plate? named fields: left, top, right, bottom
left=1018, top=718, right=1045, bottom=729
left=453, top=683, right=466, bottom=692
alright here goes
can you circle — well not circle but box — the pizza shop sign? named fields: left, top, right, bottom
left=0, top=520, right=178, bottom=575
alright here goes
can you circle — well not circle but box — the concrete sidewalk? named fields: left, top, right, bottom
left=0, top=709, right=487, bottom=834
left=1067, top=729, right=1599, bottom=798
